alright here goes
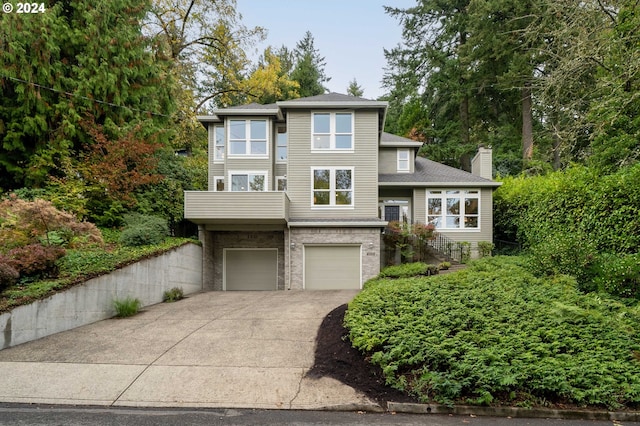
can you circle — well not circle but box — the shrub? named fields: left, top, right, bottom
left=477, top=241, right=494, bottom=258
left=113, top=297, right=142, bottom=317
left=162, top=287, right=184, bottom=303
left=0, top=255, right=19, bottom=290
left=379, top=262, right=438, bottom=278
left=346, top=256, right=640, bottom=409
left=0, top=196, right=103, bottom=250
left=438, top=261, right=451, bottom=270
left=593, top=253, right=640, bottom=298
left=6, top=244, right=66, bottom=279
left=119, top=214, right=169, bottom=246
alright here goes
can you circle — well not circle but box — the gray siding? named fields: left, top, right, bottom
left=185, top=191, right=289, bottom=221
left=413, top=188, right=426, bottom=225
left=378, top=149, right=396, bottom=174
left=287, top=110, right=379, bottom=219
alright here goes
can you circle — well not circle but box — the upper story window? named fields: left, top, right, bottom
left=229, top=120, right=267, bottom=156
left=397, top=149, right=410, bottom=172
left=277, top=127, right=287, bottom=162
left=213, top=126, right=225, bottom=162
left=312, top=112, right=353, bottom=151
left=230, top=172, right=267, bottom=192
left=312, top=167, right=353, bottom=207
left=427, top=190, right=479, bottom=229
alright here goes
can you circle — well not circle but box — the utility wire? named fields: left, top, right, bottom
left=0, top=74, right=173, bottom=118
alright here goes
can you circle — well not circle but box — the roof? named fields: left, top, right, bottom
left=380, top=132, right=423, bottom=148
left=379, top=157, right=502, bottom=188
left=277, top=92, right=387, bottom=109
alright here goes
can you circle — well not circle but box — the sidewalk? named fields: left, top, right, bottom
left=0, top=291, right=380, bottom=410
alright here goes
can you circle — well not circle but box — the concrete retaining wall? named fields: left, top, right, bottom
left=0, top=243, right=202, bottom=350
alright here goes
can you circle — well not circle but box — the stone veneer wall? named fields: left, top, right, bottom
left=288, top=227, right=381, bottom=290
left=0, top=243, right=202, bottom=350
left=210, top=231, right=285, bottom=290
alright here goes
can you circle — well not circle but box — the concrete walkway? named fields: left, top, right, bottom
left=0, top=291, right=379, bottom=410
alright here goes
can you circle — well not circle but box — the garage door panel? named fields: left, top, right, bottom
left=305, top=246, right=360, bottom=290
left=225, top=249, right=277, bottom=291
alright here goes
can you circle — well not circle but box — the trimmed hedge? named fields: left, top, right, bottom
left=119, top=213, right=169, bottom=247
left=494, top=164, right=640, bottom=297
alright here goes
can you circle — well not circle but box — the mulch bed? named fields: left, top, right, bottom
left=306, top=304, right=418, bottom=409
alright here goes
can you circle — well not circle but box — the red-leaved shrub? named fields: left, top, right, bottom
left=6, top=244, right=66, bottom=278
left=0, top=196, right=103, bottom=250
left=0, top=254, right=19, bottom=290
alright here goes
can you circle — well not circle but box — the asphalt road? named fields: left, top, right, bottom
left=0, top=405, right=637, bottom=426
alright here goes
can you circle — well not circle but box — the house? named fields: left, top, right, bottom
left=184, top=93, right=501, bottom=291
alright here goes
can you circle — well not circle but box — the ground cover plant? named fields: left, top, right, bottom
left=345, top=257, right=640, bottom=410
left=0, top=228, right=197, bottom=313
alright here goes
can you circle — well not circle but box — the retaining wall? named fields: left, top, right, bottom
left=0, top=243, right=202, bottom=349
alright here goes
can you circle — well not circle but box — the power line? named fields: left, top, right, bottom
left=0, top=74, right=173, bottom=118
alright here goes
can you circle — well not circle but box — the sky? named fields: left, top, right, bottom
left=235, top=0, right=416, bottom=100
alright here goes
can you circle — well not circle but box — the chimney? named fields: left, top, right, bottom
left=471, top=146, right=493, bottom=180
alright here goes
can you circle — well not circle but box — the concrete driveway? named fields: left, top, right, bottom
left=0, top=291, right=379, bottom=410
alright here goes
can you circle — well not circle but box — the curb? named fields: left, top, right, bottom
left=387, top=402, right=640, bottom=422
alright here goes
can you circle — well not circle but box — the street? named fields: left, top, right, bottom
left=0, top=405, right=637, bottom=426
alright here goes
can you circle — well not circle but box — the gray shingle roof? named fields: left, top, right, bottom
left=379, top=157, right=501, bottom=187
left=380, top=132, right=423, bottom=147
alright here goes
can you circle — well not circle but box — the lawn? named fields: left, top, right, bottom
left=344, top=256, right=640, bottom=410
left=0, top=228, right=198, bottom=313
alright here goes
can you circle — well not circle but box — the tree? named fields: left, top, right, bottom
left=144, top=0, right=265, bottom=111
left=290, top=31, right=330, bottom=97
left=0, top=0, right=176, bottom=191
left=244, top=47, right=300, bottom=104
left=346, top=78, right=364, bottom=97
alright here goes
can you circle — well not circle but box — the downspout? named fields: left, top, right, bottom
left=287, top=222, right=291, bottom=290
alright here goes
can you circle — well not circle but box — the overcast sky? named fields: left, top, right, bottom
left=235, top=0, right=416, bottom=100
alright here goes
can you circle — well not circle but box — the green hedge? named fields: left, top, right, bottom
left=494, top=164, right=640, bottom=297
left=345, top=256, right=640, bottom=409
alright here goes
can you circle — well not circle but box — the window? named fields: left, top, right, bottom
left=312, top=168, right=353, bottom=206
left=312, top=112, right=353, bottom=150
left=229, top=120, right=267, bottom=156
left=213, top=126, right=225, bottom=161
left=230, top=172, right=267, bottom=192
left=276, top=176, right=287, bottom=191
left=276, top=128, right=287, bottom=162
left=397, top=149, right=410, bottom=172
left=427, top=190, right=479, bottom=229
left=214, top=176, right=224, bottom=191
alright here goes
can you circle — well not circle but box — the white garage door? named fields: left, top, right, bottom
left=224, top=249, right=277, bottom=290
left=304, top=245, right=361, bottom=290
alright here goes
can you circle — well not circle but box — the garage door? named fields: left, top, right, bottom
left=304, top=245, right=361, bottom=290
left=224, top=249, right=277, bottom=290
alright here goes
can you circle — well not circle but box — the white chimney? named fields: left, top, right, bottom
left=471, top=146, right=493, bottom=180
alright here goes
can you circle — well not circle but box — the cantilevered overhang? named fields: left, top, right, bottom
left=184, top=191, right=290, bottom=225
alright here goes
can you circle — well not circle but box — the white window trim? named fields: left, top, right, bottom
left=310, top=167, right=355, bottom=208
left=213, top=176, right=225, bottom=192
left=227, top=119, right=269, bottom=158
left=213, top=125, right=225, bottom=163
left=311, top=111, right=354, bottom=152
left=397, top=149, right=410, bottom=172
left=276, top=127, right=287, bottom=164
left=426, top=189, right=481, bottom=231
left=229, top=170, right=269, bottom=192
left=379, top=198, right=411, bottom=223
left=276, top=175, right=287, bottom=191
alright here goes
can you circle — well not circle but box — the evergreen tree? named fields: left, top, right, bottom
left=0, top=0, right=176, bottom=191
left=290, top=31, right=330, bottom=97
left=346, top=79, right=364, bottom=97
